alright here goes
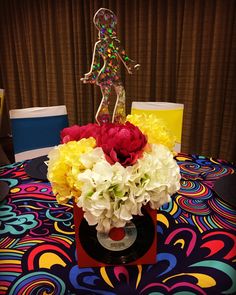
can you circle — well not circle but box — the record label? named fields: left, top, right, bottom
left=97, top=222, right=137, bottom=251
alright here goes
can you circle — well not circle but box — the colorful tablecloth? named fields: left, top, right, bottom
left=0, top=153, right=236, bottom=295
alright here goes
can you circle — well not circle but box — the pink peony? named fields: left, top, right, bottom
left=61, top=123, right=100, bottom=143
left=97, top=122, right=147, bottom=167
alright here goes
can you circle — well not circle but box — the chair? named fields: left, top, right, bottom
left=0, top=89, right=4, bottom=131
left=0, top=89, right=11, bottom=164
left=9, top=105, right=69, bottom=162
left=131, top=102, right=184, bottom=153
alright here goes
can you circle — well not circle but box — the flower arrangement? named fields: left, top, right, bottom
left=47, top=114, right=181, bottom=232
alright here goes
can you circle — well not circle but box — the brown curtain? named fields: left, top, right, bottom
left=0, top=0, right=235, bottom=162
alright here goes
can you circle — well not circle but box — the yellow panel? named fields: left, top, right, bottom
left=131, top=108, right=183, bottom=143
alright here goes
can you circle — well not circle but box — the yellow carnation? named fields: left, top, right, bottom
left=47, top=137, right=96, bottom=204
left=126, top=113, right=175, bottom=151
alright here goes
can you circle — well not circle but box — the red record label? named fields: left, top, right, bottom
left=97, top=221, right=137, bottom=251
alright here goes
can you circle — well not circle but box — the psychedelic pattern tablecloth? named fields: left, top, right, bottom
left=0, top=153, right=236, bottom=295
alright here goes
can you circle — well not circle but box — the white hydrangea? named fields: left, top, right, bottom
left=76, top=144, right=181, bottom=232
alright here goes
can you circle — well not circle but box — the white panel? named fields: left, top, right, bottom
left=9, top=105, right=67, bottom=119
left=14, top=146, right=55, bottom=162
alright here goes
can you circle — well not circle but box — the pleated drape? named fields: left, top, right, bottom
left=0, top=0, right=235, bottom=162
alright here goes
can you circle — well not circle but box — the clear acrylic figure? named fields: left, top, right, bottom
left=81, top=8, right=140, bottom=124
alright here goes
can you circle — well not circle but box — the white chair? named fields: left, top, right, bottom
left=131, top=102, right=184, bottom=153
left=9, top=105, right=69, bottom=162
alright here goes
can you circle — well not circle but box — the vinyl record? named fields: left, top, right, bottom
left=25, top=155, right=48, bottom=181
left=79, top=207, right=155, bottom=265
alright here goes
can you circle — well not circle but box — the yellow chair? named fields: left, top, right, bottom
left=131, top=102, right=184, bottom=153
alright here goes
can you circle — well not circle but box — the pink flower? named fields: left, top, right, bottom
left=61, top=123, right=100, bottom=143
left=97, top=122, right=147, bottom=167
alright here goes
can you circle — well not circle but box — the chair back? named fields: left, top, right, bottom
left=9, top=105, right=69, bottom=162
left=0, top=89, right=4, bottom=131
left=131, top=102, right=184, bottom=152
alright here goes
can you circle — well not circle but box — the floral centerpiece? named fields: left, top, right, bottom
left=47, top=113, right=181, bottom=233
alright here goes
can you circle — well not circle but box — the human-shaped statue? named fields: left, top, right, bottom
left=81, top=8, right=140, bottom=124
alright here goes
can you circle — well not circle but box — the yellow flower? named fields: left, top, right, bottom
left=126, top=113, right=175, bottom=151
left=47, top=137, right=96, bottom=204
